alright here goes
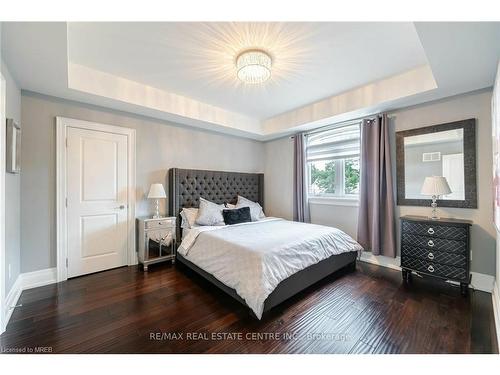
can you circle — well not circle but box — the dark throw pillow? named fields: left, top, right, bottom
left=222, top=207, right=252, bottom=225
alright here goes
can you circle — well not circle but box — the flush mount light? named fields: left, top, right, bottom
left=236, top=49, right=272, bottom=84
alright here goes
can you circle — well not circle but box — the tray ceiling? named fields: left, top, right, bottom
left=2, top=22, right=500, bottom=139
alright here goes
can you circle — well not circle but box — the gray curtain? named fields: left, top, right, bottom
left=357, top=114, right=396, bottom=257
left=293, top=133, right=310, bottom=222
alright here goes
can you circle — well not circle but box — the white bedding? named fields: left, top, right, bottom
left=178, top=218, right=363, bottom=318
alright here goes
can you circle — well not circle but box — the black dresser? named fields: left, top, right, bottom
left=400, top=215, right=472, bottom=295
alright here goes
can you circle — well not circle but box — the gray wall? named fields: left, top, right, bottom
left=14, top=86, right=499, bottom=277
left=20, top=92, right=265, bottom=273
left=264, top=136, right=294, bottom=221
left=264, top=90, right=496, bottom=276
left=1, top=60, right=21, bottom=294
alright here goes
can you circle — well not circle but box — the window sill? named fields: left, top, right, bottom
left=308, top=197, right=359, bottom=207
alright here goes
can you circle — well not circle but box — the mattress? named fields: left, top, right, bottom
left=178, top=218, right=363, bottom=318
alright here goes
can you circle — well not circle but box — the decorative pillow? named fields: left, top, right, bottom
left=195, top=198, right=225, bottom=226
left=235, top=195, right=265, bottom=221
left=180, top=208, right=199, bottom=229
left=222, top=207, right=251, bottom=225
left=180, top=210, right=189, bottom=229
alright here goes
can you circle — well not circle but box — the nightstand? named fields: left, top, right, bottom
left=136, top=216, right=176, bottom=271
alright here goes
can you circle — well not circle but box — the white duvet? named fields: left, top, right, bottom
left=178, top=218, right=363, bottom=319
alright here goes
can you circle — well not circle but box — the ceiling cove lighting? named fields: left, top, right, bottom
left=236, top=49, right=272, bottom=84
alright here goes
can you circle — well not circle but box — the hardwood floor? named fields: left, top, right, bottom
left=1, top=261, right=497, bottom=354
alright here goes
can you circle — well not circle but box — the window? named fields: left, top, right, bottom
left=306, top=122, right=361, bottom=198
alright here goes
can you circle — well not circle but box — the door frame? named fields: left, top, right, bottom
left=1, top=72, right=7, bottom=333
left=56, top=117, right=137, bottom=282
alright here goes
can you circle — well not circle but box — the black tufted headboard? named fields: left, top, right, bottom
left=168, top=168, right=264, bottom=242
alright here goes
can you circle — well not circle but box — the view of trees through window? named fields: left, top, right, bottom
left=310, top=161, right=337, bottom=194
left=307, top=122, right=361, bottom=197
left=309, top=157, right=360, bottom=196
left=344, top=157, right=360, bottom=194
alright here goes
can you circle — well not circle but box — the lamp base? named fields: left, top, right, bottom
left=152, top=199, right=162, bottom=219
left=429, top=195, right=440, bottom=221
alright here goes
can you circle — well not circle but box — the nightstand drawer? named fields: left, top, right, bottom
left=401, top=233, right=467, bottom=253
left=401, top=257, right=468, bottom=282
left=401, top=244, right=467, bottom=268
left=145, top=218, right=175, bottom=229
left=401, top=221, right=467, bottom=240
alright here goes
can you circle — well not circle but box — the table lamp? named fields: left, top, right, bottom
left=420, top=176, right=452, bottom=220
left=147, top=183, right=166, bottom=219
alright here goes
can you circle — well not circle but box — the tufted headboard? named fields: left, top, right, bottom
left=168, top=168, right=264, bottom=242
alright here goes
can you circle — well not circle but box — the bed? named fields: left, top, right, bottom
left=168, top=168, right=362, bottom=318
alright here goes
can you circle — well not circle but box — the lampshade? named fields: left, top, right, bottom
left=420, top=176, right=452, bottom=196
left=147, top=183, right=166, bottom=199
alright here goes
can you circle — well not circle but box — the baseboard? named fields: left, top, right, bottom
left=2, top=267, right=57, bottom=333
left=492, top=282, right=500, bottom=349
left=359, top=252, right=495, bottom=293
left=21, top=267, right=57, bottom=290
left=359, top=252, right=401, bottom=271
left=470, top=272, right=495, bottom=293
left=3, top=275, right=23, bottom=332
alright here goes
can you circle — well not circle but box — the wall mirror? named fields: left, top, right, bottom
left=396, top=118, right=477, bottom=208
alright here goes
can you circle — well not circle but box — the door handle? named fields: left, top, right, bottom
left=115, top=205, right=126, bottom=210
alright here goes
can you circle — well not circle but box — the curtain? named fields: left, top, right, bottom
left=357, top=114, right=396, bottom=257
left=293, top=133, right=310, bottom=222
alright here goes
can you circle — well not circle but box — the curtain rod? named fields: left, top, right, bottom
left=289, top=113, right=396, bottom=139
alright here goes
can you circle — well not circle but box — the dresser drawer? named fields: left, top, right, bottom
left=401, top=233, right=467, bottom=253
left=401, top=257, right=468, bottom=282
left=401, top=244, right=467, bottom=268
left=401, top=221, right=467, bottom=241
left=145, top=218, right=175, bottom=229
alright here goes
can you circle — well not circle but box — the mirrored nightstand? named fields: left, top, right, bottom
left=136, top=216, right=176, bottom=271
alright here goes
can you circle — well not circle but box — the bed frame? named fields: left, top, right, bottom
left=168, top=168, right=357, bottom=316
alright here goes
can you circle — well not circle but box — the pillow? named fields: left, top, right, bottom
left=195, top=197, right=225, bottom=226
left=180, top=208, right=199, bottom=229
left=235, top=195, right=265, bottom=221
left=222, top=207, right=251, bottom=225
left=225, top=203, right=236, bottom=209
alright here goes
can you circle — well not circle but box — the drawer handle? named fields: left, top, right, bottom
left=428, top=252, right=434, bottom=260
left=427, top=228, right=435, bottom=235
left=427, top=265, right=435, bottom=273
left=427, top=240, right=434, bottom=247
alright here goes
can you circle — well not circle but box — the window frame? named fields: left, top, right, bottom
left=306, top=120, right=361, bottom=201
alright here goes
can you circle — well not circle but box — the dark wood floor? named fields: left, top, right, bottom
left=1, top=261, right=497, bottom=354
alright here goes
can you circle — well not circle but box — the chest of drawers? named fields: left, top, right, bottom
left=400, top=215, right=472, bottom=295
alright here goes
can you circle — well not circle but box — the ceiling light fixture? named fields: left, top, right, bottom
left=236, top=49, right=272, bottom=84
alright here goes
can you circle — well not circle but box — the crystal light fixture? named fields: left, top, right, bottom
left=236, top=49, right=272, bottom=84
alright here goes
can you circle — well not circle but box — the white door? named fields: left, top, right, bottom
left=442, top=153, right=465, bottom=200
left=66, top=127, right=129, bottom=278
